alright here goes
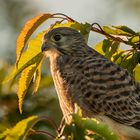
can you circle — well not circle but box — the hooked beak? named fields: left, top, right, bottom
left=41, top=40, right=49, bottom=52
left=41, top=43, right=48, bottom=52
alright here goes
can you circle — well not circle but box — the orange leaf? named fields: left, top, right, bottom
left=16, top=13, right=53, bottom=66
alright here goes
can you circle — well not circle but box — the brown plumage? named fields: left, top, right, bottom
left=42, top=27, right=140, bottom=140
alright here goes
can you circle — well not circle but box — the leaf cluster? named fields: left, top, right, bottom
left=0, top=111, right=119, bottom=140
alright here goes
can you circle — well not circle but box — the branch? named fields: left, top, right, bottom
left=91, top=23, right=140, bottom=49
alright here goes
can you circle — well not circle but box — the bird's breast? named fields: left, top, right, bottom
left=49, top=56, right=74, bottom=123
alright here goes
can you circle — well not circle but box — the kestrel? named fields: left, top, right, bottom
left=41, top=27, right=140, bottom=140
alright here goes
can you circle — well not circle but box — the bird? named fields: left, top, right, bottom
left=41, top=27, right=140, bottom=140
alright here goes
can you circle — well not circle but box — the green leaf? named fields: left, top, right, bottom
left=73, top=114, right=119, bottom=140
left=107, top=41, right=120, bottom=59
left=112, top=25, right=136, bottom=35
left=129, top=35, right=140, bottom=43
left=112, top=50, right=125, bottom=63
left=103, top=26, right=132, bottom=36
left=53, top=21, right=75, bottom=28
left=134, top=65, right=140, bottom=83
left=0, top=116, right=38, bottom=140
left=117, top=51, right=140, bottom=73
left=63, top=123, right=85, bottom=140
left=71, top=22, right=92, bottom=43
left=61, top=110, right=119, bottom=140
left=94, top=39, right=111, bottom=56
left=94, top=39, right=119, bottom=59
left=127, top=51, right=140, bottom=72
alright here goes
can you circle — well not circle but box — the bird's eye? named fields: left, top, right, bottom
left=53, top=34, right=62, bottom=41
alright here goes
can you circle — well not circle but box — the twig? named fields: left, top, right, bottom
left=91, top=25, right=140, bottom=48
left=39, top=116, right=58, bottom=130
left=51, top=14, right=140, bottom=49
left=53, top=13, right=75, bottom=22
left=30, top=130, right=56, bottom=139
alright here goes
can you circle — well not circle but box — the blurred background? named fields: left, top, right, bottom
left=0, top=0, right=140, bottom=139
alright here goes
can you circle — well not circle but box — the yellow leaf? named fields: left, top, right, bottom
left=0, top=116, right=38, bottom=140
left=112, top=25, right=136, bottom=35
left=103, top=26, right=132, bottom=36
left=129, top=36, right=140, bottom=43
left=3, top=32, right=44, bottom=84
left=18, top=63, right=39, bottom=114
left=71, top=22, right=91, bottom=43
left=0, top=129, right=10, bottom=139
left=3, top=53, right=43, bottom=84
left=94, top=41, right=106, bottom=55
left=134, top=65, right=140, bottom=83
left=32, top=60, right=43, bottom=94
left=18, top=32, right=45, bottom=69
left=17, top=32, right=45, bottom=113
left=53, top=21, right=75, bottom=28
left=16, top=13, right=52, bottom=66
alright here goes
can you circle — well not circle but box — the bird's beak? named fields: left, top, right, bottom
left=41, top=43, right=47, bottom=52
left=41, top=40, right=49, bottom=52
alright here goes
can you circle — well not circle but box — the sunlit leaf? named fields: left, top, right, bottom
left=94, top=39, right=139, bottom=73
left=18, top=62, right=41, bottom=114
left=3, top=32, right=44, bottom=83
left=3, top=53, right=43, bottom=84
left=116, top=51, right=140, bottom=73
left=62, top=112, right=118, bottom=140
left=129, top=35, right=140, bottom=43
left=103, top=26, right=132, bottom=36
left=32, top=60, right=43, bottom=94
left=0, top=129, right=10, bottom=139
left=53, top=21, right=75, bottom=28
left=16, top=13, right=52, bottom=66
left=71, top=22, right=92, bottom=43
left=134, top=65, right=140, bottom=83
left=0, top=116, right=38, bottom=140
left=73, top=114, right=119, bottom=140
left=94, top=39, right=111, bottom=56
left=107, top=41, right=120, bottom=59
left=112, top=50, right=125, bottom=63
left=112, top=25, right=136, bottom=35
left=17, top=32, right=44, bottom=113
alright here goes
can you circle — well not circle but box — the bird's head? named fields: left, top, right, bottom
left=41, top=27, right=87, bottom=56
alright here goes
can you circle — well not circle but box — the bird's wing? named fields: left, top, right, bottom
left=79, top=55, right=140, bottom=129
left=58, top=53, right=140, bottom=130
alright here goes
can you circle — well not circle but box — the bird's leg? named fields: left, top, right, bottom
left=57, top=116, right=65, bottom=138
